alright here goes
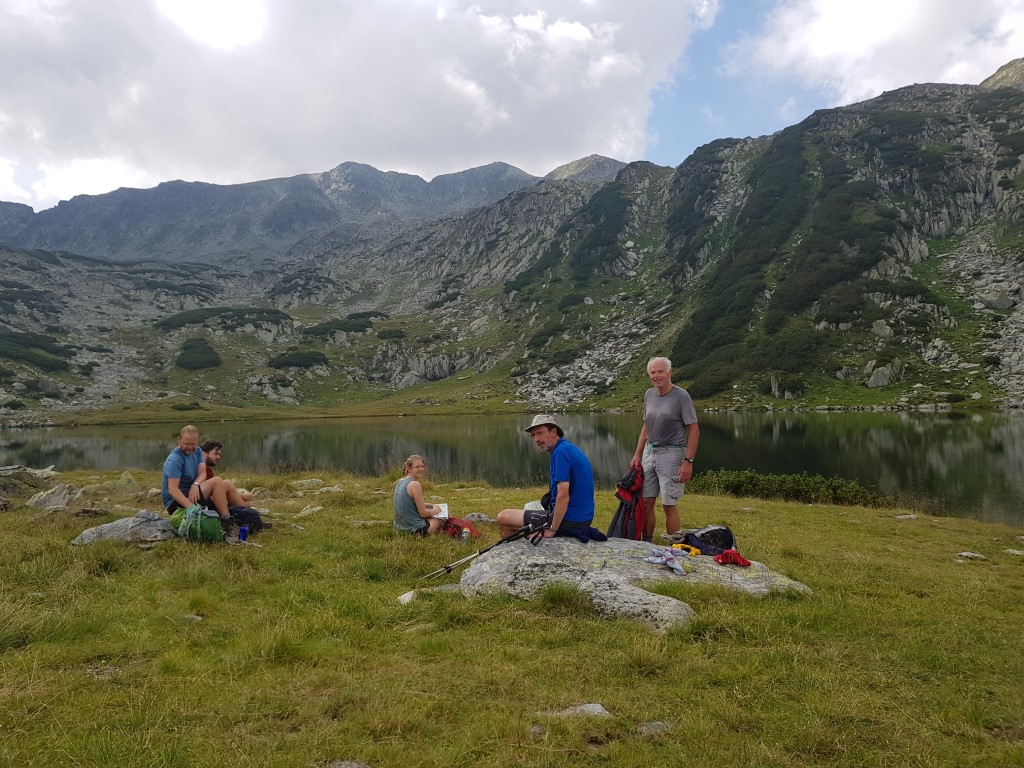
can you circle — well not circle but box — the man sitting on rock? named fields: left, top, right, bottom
left=497, top=415, right=601, bottom=542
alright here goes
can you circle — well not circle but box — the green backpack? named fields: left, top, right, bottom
left=170, top=505, right=225, bottom=543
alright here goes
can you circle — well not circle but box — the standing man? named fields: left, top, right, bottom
left=630, top=357, right=700, bottom=541
left=497, top=415, right=595, bottom=539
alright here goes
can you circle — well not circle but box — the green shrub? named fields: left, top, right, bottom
left=170, top=401, right=202, bottom=411
left=268, top=351, right=328, bottom=369
left=557, top=293, right=585, bottom=310
left=346, top=311, right=389, bottom=320
left=377, top=329, right=405, bottom=340
left=175, top=338, right=222, bottom=370
left=302, top=318, right=372, bottom=336
left=3, top=399, right=26, bottom=410
left=946, top=392, right=966, bottom=403
left=425, top=292, right=460, bottom=310
left=154, top=308, right=226, bottom=331
left=983, top=355, right=1001, bottom=367
left=0, top=332, right=73, bottom=372
left=689, top=469, right=895, bottom=507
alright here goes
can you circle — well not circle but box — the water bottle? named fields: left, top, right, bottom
left=460, top=528, right=470, bottom=543
left=239, top=524, right=248, bottom=542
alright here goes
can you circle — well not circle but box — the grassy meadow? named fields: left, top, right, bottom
left=2, top=467, right=1023, bottom=767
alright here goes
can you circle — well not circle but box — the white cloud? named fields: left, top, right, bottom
left=153, top=0, right=267, bottom=50
left=0, top=157, right=31, bottom=204
left=32, top=158, right=161, bottom=206
left=0, top=0, right=709, bottom=211
left=727, top=0, right=1024, bottom=105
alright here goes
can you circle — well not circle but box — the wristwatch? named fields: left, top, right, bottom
left=683, top=457, right=695, bottom=464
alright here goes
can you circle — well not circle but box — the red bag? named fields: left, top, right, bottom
left=441, top=517, right=482, bottom=539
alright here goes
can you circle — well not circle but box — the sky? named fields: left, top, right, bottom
left=1, top=0, right=1022, bottom=212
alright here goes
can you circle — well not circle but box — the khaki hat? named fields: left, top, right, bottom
left=524, top=414, right=564, bottom=437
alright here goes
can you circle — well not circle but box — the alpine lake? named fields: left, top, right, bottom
left=2, top=410, right=1023, bottom=526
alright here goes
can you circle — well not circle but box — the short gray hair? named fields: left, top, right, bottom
left=647, top=356, right=672, bottom=371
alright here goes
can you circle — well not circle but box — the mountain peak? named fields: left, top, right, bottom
left=980, top=58, right=1024, bottom=91
left=545, top=154, right=627, bottom=182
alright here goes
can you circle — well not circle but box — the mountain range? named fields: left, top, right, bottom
left=0, top=60, right=1022, bottom=423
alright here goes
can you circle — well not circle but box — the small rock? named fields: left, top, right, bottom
left=288, top=479, right=324, bottom=491
left=182, top=614, right=204, bottom=622
left=955, top=551, right=987, bottom=560
left=295, top=505, right=323, bottom=518
left=542, top=703, right=612, bottom=718
left=28, top=483, right=73, bottom=510
left=314, top=485, right=345, bottom=494
left=637, top=721, right=672, bottom=736
left=1003, top=549, right=1024, bottom=556
left=464, top=512, right=496, bottom=524
left=895, top=514, right=918, bottom=520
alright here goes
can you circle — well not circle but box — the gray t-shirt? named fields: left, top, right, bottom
left=643, top=386, right=698, bottom=447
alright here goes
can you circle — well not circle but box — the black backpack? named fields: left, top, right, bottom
left=681, top=525, right=737, bottom=556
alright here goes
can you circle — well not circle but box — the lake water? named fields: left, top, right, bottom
left=2, top=411, right=1022, bottom=526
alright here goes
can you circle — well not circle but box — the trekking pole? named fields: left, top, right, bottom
left=420, top=521, right=549, bottom=581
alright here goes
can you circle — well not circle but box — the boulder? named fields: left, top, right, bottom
left=71, top=510, right=177, bottom=545
left=27, top=483, right=74, bottom=510
left=458, top=537, right=809, bottom=631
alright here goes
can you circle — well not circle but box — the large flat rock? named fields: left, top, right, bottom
left=459, top=537, right=810, bottom=631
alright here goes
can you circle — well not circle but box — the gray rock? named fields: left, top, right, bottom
left=463, top=512, right=496, bottom=524
left=397, top=583, right=462, bottom=605
left=637, top=721, right=672, bottom=736
left=288, top=479, right=324, bottom=490
left=540, top=703, right=611, bottom=718
left=458, top=538, right=809, bottom=631
left=895, top=514, right=918, bottom=520
left=28, top=483, right=73, bottom=510
left=71, top=510, right=177, bottom=545
left=1003, top=549, right=1024, bottom=556
left=955, top=551, right=987, bottom=560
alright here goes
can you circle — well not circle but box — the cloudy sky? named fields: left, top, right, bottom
left=1, top=0, right=1022, bottom=212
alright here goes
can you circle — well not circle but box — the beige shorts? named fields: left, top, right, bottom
left=641, top=444, right=686, bottom=505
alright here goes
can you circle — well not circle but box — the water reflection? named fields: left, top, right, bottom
left=1, top=411, right=1022, bottom=525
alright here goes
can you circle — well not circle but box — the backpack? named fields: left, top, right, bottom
left=441, top=517, right=482, bottom=539
left=228, top=504, right=269, bottom=533
left=607, top=465, right=645, bottom=540
left=680, top=525, right=737, bottom=556
left=170, top=504, right=225, bottom=543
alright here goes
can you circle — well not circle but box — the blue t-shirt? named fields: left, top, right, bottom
left=161, top=446, right=205, bottom=510
left=548, top=438, right=595, bottom=524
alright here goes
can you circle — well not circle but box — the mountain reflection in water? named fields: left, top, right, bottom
left=2, top=411, right=1022, bottom=526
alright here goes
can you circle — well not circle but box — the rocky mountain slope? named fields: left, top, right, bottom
left=0, top=159, right=616, bottom=268
left=1, top=66, right=1023, bottom=422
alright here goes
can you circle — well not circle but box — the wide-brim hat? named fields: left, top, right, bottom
left=524, top=414, right=564, bottom=437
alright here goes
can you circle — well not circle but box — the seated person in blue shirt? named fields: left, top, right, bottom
left=496, top=415, right=596, bottom=539
left=160, top=425, right=228, bottom=527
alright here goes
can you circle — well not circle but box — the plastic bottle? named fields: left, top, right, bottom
left=239, top=524, right=248, bottom=542
left=460, top=527, right=470, bottom=542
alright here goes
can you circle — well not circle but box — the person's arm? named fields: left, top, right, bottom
left=630, top=422, right=649, bottom=468
left=406, top=480, right=439, bottom=519
left=543, top=480, right=570, bottom=538
left=167, top=477, right=192, bottom=510
left=677, top=422, right=700, bottom=483
left=189, top=462, right=208, bottom=503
